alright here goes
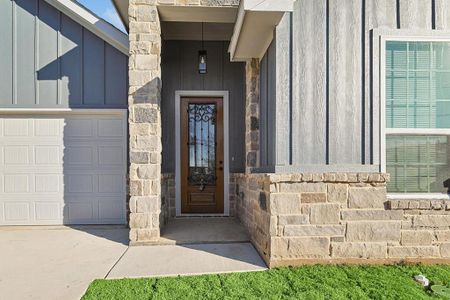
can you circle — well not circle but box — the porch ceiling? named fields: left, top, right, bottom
left=112, top=1, right=238, bottom=30
left=162, top=22, right=234, bottom=41
left=228, top=0, right=294, bottom=62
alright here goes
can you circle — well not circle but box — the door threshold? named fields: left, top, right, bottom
left=176, top=214, right=229, bottom=218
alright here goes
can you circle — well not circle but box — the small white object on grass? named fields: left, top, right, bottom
left=414, top=275, right=430, bottom=287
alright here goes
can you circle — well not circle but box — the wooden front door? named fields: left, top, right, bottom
left=181, top=97, right=224, bottom=214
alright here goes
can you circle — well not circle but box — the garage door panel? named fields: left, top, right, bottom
left=3, top=119, right=29, bottom=136
left=64, top=146, right=94, bottom=166
left=98, top=174, right=124, bottom=193
left=35, top=174, right=60, bottom=193
left=65, top=119, right=95, bottom=137
left=0, top=112, right=127, bottom=225
left=98, top=199, right=125, bottom=220
left=34, top=119, right=62, bottom=136
left=35, top=146, right=62, bottom=165
left=35, top=202, right=61, bottom=221
left=98, top=118, right=126, bottom=137
left=4, top=174, right=30, bottom=193
left=4, top=202, right=30, bottom=222
left=4, top=146, right=30, bottom=165
left=98, top=146, right=124, bottom=166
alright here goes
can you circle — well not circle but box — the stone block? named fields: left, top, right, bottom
left=130, top=151, right=150, bottom=164
left=401, top=230, right=433, bottom=246
left=436, top=231, right=450, bottom=242
left=310, top=204, right=340, bottom=224
left=331, top=242, right=387, bottom=259
left=278, top=215, right=309, bottom=226
left=284, top=225, right=345, bottom=237
left=327, top=184, right=348, bottom=205
left=441, top=243, right=450, bottom=258
left=288, top=237, right=330, bottom=258
left=388, top=246, right=440, bottom=258
left=129, top=213, right=152, bottom=228
left=271, top=237, right=289, bottom=256
left=341, top=210, right=403, bottom=221
left=131, top=196, right=159, bottom=213
left=269, top=193, right=301, bottom=215
left=302, top=193, right=327, bottom=203
left=346, top=221, right=401, bottom=242
left=279, top=182, right=326, bottom=193
left=133, top=106, right=158, bottom=123
left=137, top=228, right=160, bottom=241
left=137, top=165, right=159, bottom=179
left=413, top=215, right=450, bottom=228
left=348, top=187, right=386, bottom=209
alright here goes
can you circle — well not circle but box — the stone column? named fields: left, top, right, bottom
left=128, top=0, right=162, bottom=243
left=245, top=58, right=260, bottom=173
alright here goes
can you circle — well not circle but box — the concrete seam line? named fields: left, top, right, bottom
left=104, top=246, right=130, bottom=279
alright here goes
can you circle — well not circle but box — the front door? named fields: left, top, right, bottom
left=181, top=97, right=224, bottom=214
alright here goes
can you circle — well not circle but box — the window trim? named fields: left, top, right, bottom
left=378, top=32, right=450, bottom=197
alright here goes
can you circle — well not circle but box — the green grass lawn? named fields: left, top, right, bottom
left=83, top=265, right=450, bottom=300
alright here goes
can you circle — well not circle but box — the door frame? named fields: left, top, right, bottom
left=175, top=91, right=230, bottom=217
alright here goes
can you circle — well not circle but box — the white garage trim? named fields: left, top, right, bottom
left=0, top=109, right=127, bottom=225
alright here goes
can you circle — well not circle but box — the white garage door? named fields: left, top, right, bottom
left=0, top=111, right=127, bottom=225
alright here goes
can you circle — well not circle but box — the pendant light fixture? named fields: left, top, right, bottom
left=198, top=22, right=207, bottom=74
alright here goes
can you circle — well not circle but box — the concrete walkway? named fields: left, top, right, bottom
left=107, top=243, right=266, bottom=279
left=0, top=224, right=266, bottom=300
left=0, top=226, right=129, bottom=300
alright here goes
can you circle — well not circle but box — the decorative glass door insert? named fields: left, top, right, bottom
left=181, top=98, right=224, bottom=214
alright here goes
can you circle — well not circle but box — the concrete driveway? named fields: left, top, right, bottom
left=0, top=227, right=128, bottom=300
left=0, top=224, right=266, bottom=300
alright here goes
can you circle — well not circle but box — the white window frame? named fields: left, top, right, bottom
left=377, top=31, right=450, bottom=199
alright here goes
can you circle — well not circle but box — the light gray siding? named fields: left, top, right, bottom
left=259, top=0, right=450, bottom=172
left=0, top=0, right=128, bottom=108
left=161, top=40, right=246, bottom=173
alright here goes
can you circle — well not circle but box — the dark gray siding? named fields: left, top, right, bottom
left=161, top=40, right=246, bottom=173
left=0, top=0, right=128, bottom=108
left=259, top=0, right=450, bottom=172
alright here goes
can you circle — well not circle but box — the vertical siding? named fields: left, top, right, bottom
left=38, top=0, right=59, bottom=106
left=260, top=0, right=446, bottom=171
left=274, top=14, right=291, bottom=166
left=0, top=0, right=128, bottom=108
left=328, top=0, right=363, bottom=164
left=161, top=40, right=246, bottom=173
left=105, top=44, right=128, bottom=106
left=435, top=0, right=450, bottom=29
left=60, top=14, right=83, bottom=106
left=399, top=0, right=432, bottom=29
left=292, top=0, right=327, bottom=165
left=15, top=0, right=37, bottom=105
left=0, top=0, right=13, bottom=104
left=267, top=39, right=277, bottom=167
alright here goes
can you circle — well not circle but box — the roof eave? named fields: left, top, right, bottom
left=45, top=0, right=129, bottom=55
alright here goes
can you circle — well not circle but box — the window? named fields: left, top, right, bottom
left=385, top=40, right=450, bottom=194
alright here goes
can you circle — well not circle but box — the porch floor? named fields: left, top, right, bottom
left=158, top=217, right=250, bottom=245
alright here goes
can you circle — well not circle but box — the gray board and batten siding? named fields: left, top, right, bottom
left=258, top=0, right=450, bottom=173
left=0, top=0, right=128, bottom=109
left=161, top=40, right=246, bottom=173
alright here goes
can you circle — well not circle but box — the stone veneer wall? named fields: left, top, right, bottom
left=245, top=59, right=260, bottom=171
left=128, top=0, right=162, bottom=243
left=161, top=173, right=240, bottom=219
left=236, top=173, right=450, bottom=267
left=128, top=0, right=242, bottom=244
